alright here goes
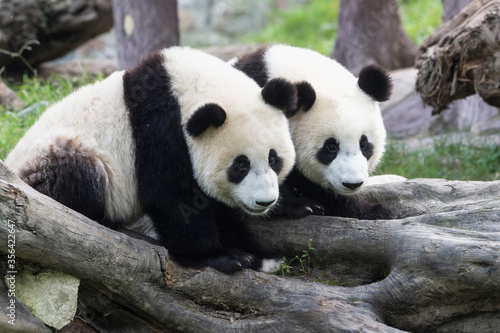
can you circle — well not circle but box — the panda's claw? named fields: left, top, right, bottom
left=314, top=205, right=325, bottom=215
left=306, top=206, right=313, bottom=213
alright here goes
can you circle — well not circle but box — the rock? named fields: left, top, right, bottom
left=0, top=282, right=51, bottom=333
left=0, top=81, right=24, bottom=111
left=178, top=0, right=271, bottom=46
left=381, top=67, right=500, bottom=139
left=38, top=58, right=118, bottom=79
left=16, top=269, right=80, bottom=330
left=366, top=174, right=407, bottom=186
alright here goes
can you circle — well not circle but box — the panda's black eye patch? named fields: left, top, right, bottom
left=269, top=149, right=283, bottom=175
left=360, top=135, right=374, bottom=160
left=317, top=138, right=339, bottom=165
left=228, top=155, right=250, bottom=184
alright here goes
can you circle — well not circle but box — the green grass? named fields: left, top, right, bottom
left=242, top=0, right=339, bottom=55
left=0, top=74, right=101, bottom=160
left=398, top=0, right=442, bottom=45
left=374, top=137, right=500, bottom=181
left=243, top=0, right=442, bottom=54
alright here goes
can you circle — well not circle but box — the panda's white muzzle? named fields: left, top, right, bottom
left=234, top=170, right=279, bottom=215
left=326, top=152, right=369, bottom=195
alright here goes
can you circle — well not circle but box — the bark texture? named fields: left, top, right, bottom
left=0, top=0, right=112, bottom=71
left=442, top=0, right=475, bottom=22
left=112, top=0, right=179, bottom=70
left=331, top=0, right=419, bottom=74
left=1, top=160, right=499, bottom=332
left=416, top=0, right=500, bottom=114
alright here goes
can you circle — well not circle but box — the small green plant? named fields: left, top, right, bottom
left=278, top=239, right=315, bottom=277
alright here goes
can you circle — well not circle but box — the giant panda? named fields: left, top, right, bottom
left=5, top=46, right=297, bottom=274
left=232, top=44, right=395, bottom=219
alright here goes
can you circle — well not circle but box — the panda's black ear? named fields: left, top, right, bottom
left=358, top=65, right=393, bottom=102
left=186, top=103, right=226, bottom=137
left=261, top=78, right=298, bottom=117
left=295, top=81, right=316, bottom=113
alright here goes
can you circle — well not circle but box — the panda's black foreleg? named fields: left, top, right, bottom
left=275, top=184, right=325, bottom=218
left=147, top=203, right=262, bottom=274
left=18, top=137, right=115, bottom=227
left=324, top=194, right=396, bottom=220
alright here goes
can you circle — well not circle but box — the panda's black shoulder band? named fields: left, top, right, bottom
left=358, top=65, right=393, bottom=102
left=186, top=103, right=227, bottom=137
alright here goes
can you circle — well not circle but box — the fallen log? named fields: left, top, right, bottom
left=1, top=159, right=499, bottom=332
left=0, top=0, right=112, bottom=72
left=416, top=0, right=500, bottom=114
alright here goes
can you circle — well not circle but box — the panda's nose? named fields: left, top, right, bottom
left=256, top=199, right=276, bottom=207
left=342, top=182, right=363, bottom=190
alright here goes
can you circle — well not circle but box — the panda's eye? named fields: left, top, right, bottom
left=238, top=160, right=250, bottom=170
left=317, top=138, right=339, bottom=165
left=360, top=135, right=374, bottom=160
left=359, top=135, right=369, bottom=150
left=323, top=138, right=339, bottom=154
left=327, top=144, right=338, bottom=153
left=268, top=149, right=283, bottom=174
left=228, top=155, right=251, bottom=184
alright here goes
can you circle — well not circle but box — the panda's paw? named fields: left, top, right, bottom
left=369, top=204, right=396, bottom=220
left=208, top=249, right=260, bottom=274
left=286, top=198, right=325, bottom=218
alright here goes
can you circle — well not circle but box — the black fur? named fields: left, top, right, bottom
left=317, top=138, right=339, bottom=165
left=232, top=47, right=269, bottom=87
left=360, top=135, right=374, bottom=160
left=228, top=155, right=250, bottom=184
left=296, top=81, right=316, bottom=112
left=269, top=149, right=283, bottom=175
left=19, top=137, right=113, bottom=227
left=261, top=78, right=298, bottom=117
left=358, top=65, right=393, bottom=102
left=186, top=103, right=226, bottom=137
left=123, top=51, right=263, bottom=274
left=276, top=169, right=395, bottom=219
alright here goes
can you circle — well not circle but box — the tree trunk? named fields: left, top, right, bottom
left=0, top=0, right=112, bottom=72
left=434, top=0, right=500, bottom=131
left=416, top=0, right=500, bottom=114
left=331, top=0, right=419, bottom=74
left=1, top=159, right=500, bottom=332
left=112, top=0, right=179, bottom=70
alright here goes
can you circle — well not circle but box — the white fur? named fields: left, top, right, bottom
left=233, top=170, right=279, bottom=214
left=260, top=258, right=282, bottom=273
left=5, top=71, right=143, bottom=223
left=261, top=45, right=387, bottom=194
left=162, top=47, right=295, bottom=215
left=6, top=47, right=295, bottom=221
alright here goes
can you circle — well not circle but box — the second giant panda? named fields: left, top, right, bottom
left=232, top=44, right=395, bottom=219
left=5, top=46, right=297, bottom=273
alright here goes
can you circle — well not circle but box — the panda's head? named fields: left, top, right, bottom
left=184, top=78, right=296, bottom=215
left=289, top=65, right=392, bottom=195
